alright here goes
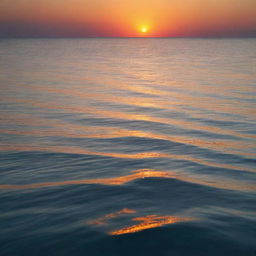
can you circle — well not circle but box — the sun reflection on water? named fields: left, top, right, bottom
left=109, top=215, right=192, bottom=235
left=89, top=208, right=136, bottom=225
left=87, top=208, right=192, bottom=236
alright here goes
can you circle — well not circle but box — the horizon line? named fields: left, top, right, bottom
left=1, top=36, right=256, bottom=39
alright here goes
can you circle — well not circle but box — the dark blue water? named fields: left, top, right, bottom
left=0, top=38, right=256, bottom=256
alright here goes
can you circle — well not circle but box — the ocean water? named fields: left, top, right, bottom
left=0, top=38, right=256, bottom=256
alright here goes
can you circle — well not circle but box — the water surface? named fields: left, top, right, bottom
left=0, top=38, right=256, bottom=256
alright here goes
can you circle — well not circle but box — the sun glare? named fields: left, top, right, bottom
left=141, top=26, right=148, bottom=33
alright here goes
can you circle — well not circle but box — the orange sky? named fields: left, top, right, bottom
left=0, top=0, right=255, bottom=37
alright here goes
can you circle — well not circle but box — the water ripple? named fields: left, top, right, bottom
left=0, top=38, right=256, bottom=255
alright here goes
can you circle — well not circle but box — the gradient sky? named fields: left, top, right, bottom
left=0, top=0, right=256, bottom=37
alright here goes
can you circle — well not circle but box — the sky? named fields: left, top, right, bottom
left=0, top=0, right=255, bottom=37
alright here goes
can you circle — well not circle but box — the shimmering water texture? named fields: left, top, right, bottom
left=0, top=38, right=256, bottom=256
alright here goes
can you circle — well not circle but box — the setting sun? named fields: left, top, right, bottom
left=141, top=27, right=148, bottom=33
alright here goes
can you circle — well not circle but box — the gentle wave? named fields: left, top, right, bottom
left=1, top=167, right=255, bottom=192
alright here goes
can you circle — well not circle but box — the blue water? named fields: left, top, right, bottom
left=0, top=38, right=256, bottom=256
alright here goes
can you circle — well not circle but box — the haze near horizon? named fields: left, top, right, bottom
left=0, top=0, right=256, bottom=38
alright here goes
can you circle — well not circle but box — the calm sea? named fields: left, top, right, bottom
left=0, top=38, right=256, bottom=256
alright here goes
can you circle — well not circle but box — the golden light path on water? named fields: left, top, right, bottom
left=7, top=97, right=256, bottom=140
left=109, top=215, right=192, bottom=235
left=0, top=144, right=255, bottom=173
left=0, top=169, right=255, bottom=192
left=0, top=111, right=255, bottom=159
left=88, top=208, right=136, bottom=225
left=87, top=208, right=193, bottom=235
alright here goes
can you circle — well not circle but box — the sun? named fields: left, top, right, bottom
left=141, top=26, right=148, bottom=33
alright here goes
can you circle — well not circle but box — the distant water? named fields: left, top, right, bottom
left=0, top=38, right=256, bottom=256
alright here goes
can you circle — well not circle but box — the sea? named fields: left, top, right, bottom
left=0, top=38, right=255, bottom=256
